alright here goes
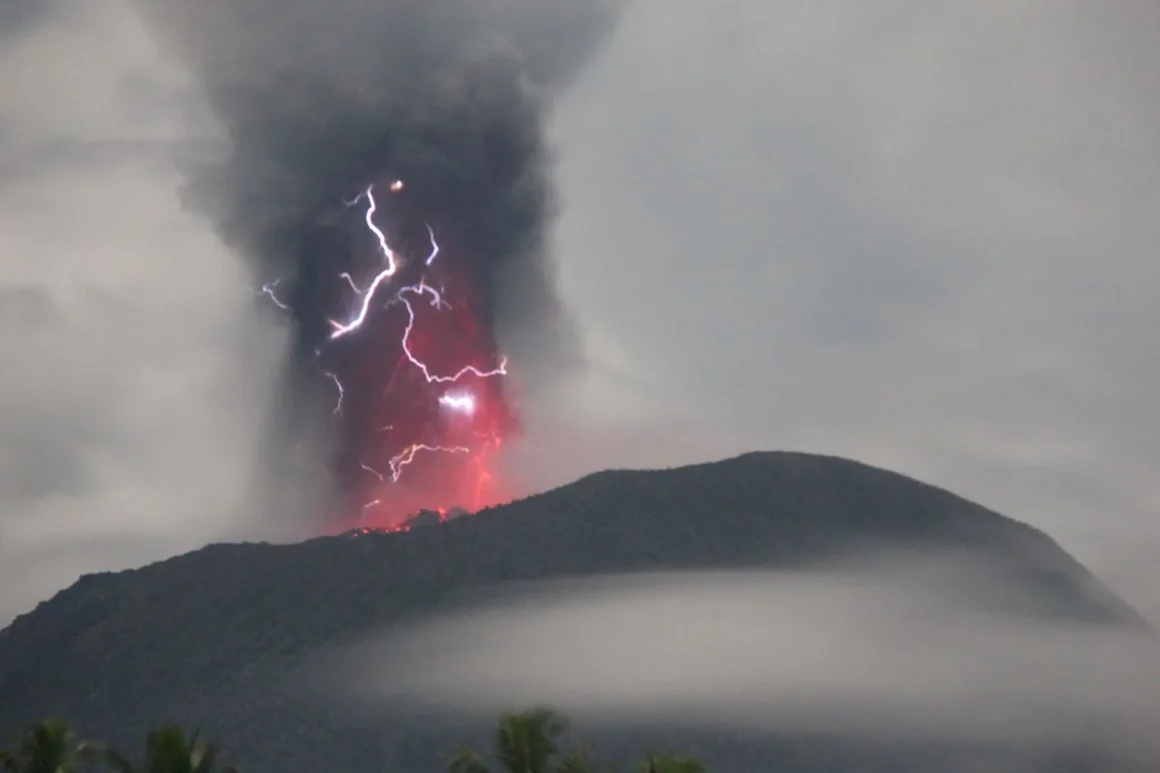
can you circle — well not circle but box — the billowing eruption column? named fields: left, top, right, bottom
left=133, top=0, right=620, bottom=528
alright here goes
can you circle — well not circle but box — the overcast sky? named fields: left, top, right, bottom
left=1, top=0, right=1159, bottom=625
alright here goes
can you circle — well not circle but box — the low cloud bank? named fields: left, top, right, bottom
left=328, top=552, right=1160, bottom=757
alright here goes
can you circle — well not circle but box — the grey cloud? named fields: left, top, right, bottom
left=123, top=0, right=623, bottom=521
left=0, top=0, right=61, bottom=42
left=0, top=284, right=58, bottom=333
left=534, top=0, right=1160, bottom=619
left=1, top=0, right=1159, bottom=641
left=0, top=0, right=299, bottom=623
left=0, top=430, right=98, bottom=506
left=0, top=140, right=180, bottom=182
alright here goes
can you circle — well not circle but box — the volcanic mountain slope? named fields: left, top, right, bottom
left=0, top=452, right=1146, bottom=772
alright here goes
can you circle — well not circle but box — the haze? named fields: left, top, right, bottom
left=1, top=0, right=1158, bottom=633
left=329, top=555, right=1160, bottom=759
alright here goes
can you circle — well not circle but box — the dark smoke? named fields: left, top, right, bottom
left=130, top=0, right=621, bottom=523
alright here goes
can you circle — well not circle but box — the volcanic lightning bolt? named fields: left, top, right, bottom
left=388, top=443, right=471, bottom=482
left=263, top=179, right=517, bottom=529
left=160, top=0, right=618, bottom=540
left=396, top=283, right=509, bottom=383
left=328, top=184, right=402, bottom=340
left=259, top=279, right=290, bottom=311
left=324, top=372, right=344, bottom=416
left=438, top=392, right=476, bottom=415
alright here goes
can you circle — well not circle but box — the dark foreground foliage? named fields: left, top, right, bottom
left=1, top=711, right=703, bottom=773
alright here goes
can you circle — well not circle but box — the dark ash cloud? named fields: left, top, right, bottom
left=129, top=0, right=623, bottom=518
left=133, top=0, right=621, bottom=377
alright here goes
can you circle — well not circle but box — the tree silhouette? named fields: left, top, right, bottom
left=449, top=709, right=705, bottom=773
left=0, top=720, right=99, bottom=773
left=103, top=726, right=235, bottom=773
left=2, top=710, right=704, bottom=773
left=449, top=708, right=588, bottom=773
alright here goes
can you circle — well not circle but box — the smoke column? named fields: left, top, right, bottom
left=131, top=0, right=620, bottom=528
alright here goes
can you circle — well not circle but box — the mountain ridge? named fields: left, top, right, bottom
left=0, top=450, right=1146, bottom=773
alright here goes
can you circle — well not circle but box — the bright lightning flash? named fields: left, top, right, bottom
left=438, top=392, right=477, bottom=416
left=396, top=283, right=508, bottom=383
left=329, top=184, right=401, bottom=340
left=306, top=177, right=513, bottom=523
left=388, top=443, right=471, bottom=482
left=324, top=372, right=344, bottom=416
left=260, top=279, right=290, bottom=311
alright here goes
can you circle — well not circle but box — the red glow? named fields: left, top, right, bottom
left=325, top=180, right=523, bottom=532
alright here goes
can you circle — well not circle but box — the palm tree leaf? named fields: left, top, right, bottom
left=110, top=726, right=234, bottom=773
left=494, top=708, right=567, bottom=773
left=146, top=725, right=196, bottom=773
left=15, top=719, right=79, bottom=773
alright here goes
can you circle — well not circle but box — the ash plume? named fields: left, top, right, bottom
left=131, top=0, right=621, bottom=524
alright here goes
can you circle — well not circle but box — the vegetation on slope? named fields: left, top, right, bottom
left=1, top=711, right=704, bottom=773
left=0, top=452, right=1141, bottom=773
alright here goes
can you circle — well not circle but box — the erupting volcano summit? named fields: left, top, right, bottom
left=133, top=0, right=621, bottom=530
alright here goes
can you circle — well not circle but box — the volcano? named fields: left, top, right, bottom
left=0, top=452, right=1149, bottom=772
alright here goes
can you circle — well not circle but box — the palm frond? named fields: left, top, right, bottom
left=16, top=719, right=77, bottom=773
left=145, top=725, right=195, bottom=773
left=494, top=708, right=568, bottom=773
left=105, top=726, right=234, bottom=773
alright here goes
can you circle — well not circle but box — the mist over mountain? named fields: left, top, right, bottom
left=0, top=452, right=1152, bottom=772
